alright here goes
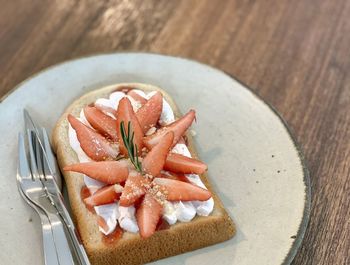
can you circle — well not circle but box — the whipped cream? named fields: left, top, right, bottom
left=186, top=174, right=215, bottom=216
left=95, top=203, right=119, bottom=235
left=174, top=201, right=197, bottom=222
left=162, top=201, right=177, bottom=225
left=83, top=176, right=105, bottom=194
left=94, top=98, right=116, bottom=119
left=118, top=205, right=139, bottom=233
left=171, top=143, right=192, bottom=157
left=68, top=89, right=213, bottom=235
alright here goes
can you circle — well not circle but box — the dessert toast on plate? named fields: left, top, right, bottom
left=52, top=83, right=235, bottom=265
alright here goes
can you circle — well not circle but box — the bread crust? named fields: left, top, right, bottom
left=52, top=83, right=235, bottom=265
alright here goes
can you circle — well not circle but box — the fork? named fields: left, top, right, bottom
left=17, top=181, right=59, bottom=265
left=17, top=132, right=75, bottom=265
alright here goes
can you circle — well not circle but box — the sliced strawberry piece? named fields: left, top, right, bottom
left=97, top=216, right=110, bottom=233
left=63, top=161, right=129, bottom=184
left=80, top=186, right=95, bottom=213
left=84, top=106, right=118, bottom=141
left=178, top=137, right=186, bottom=145
left=80, top=186, right=92, bottom=200
left=164, top=153, right=207, bottom=174
left=136, top=193, right=163, bottom=238
left=159, top=171, right=190, bottom=183
left=142, top=131, right=174, bottom=177
left=116, top=97, right=144, bottom=156
left=80, top=186, right=96, bottom=214
left=136, top=92, right=163, bottom=133
left=153, top=178, right=211, bottom=201
left=84, top=184, right=123, bottom=208
left=127, top=90, right=147, bottom=106
left=68, top=114, right=119, bottom=161
left=119, top=172, right=150, bottom=207
left=144, top=110, right=196, bottom=149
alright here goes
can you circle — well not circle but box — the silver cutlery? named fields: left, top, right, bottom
left=23, top=110, right=91, bottom=265
left=17, top=132, right=75, bottom=265
left=17, top=180, right=59, bottom=265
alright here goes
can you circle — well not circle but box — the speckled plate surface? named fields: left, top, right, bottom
left=0, top=53, right=310, bottom=265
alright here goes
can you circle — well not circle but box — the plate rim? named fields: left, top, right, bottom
left=0, top=52, right=311, bottom=264
left=227, top=75, right=311, bottom=265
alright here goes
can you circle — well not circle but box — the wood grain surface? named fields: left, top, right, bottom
left=1, top=1, right=349, bottom=264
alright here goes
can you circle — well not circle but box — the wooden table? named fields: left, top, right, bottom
left=1, top=1, right=349, bottom=264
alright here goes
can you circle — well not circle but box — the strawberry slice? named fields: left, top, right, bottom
left=136, top=193, right=163, bottom=238
left=68, top=114, right=119, bottom=161
left=81, top=186, right=95, bottom=213
left=97, top=216, right=110, bottom=233
left=142, top=131, right=174, bottom=177
left=116, top=97, right=144, bottom=156
left=84, top=184, right=123, bottom=208
left=159, top=171, right=190, bottom=183
left=127, top=90, right=147, bottom=106
left=143, top=110, right=196, bottom=149
left=164, top=153, right=207, bottom=174
left=119, top=172, right=150, bottom=207
left=63, top=161, right=129, bottom=184
left=84, top=106, right=118, bottom=141
left=136, top=92, right=163, bottom=133
left=178, top=137, right=186, bottom=145
left=80, top=186, right=92, bottom=200
left=153, top=178, right=211, bottom=201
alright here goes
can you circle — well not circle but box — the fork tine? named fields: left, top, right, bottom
left=27, top=129, right=40, bottom=180
left=18, top=133, right=32, bottom=180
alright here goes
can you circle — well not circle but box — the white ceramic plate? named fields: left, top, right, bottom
left=0, top=53, right=310, bottom=265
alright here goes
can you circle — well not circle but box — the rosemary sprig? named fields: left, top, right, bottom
left=120, top=121, right=142, bottom=173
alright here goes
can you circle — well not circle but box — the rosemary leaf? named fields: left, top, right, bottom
left=119, top=121, right=143, bottom=173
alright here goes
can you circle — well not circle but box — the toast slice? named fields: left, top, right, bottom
left=52, top=83, right=235, bottom=265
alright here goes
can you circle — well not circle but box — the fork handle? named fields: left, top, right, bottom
left=35, top=206, right=60, bottom=265
left=41, top=222, right=59, bottom=265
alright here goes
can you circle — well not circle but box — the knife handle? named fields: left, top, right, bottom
left=56, top=194, right=91, bottom=265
